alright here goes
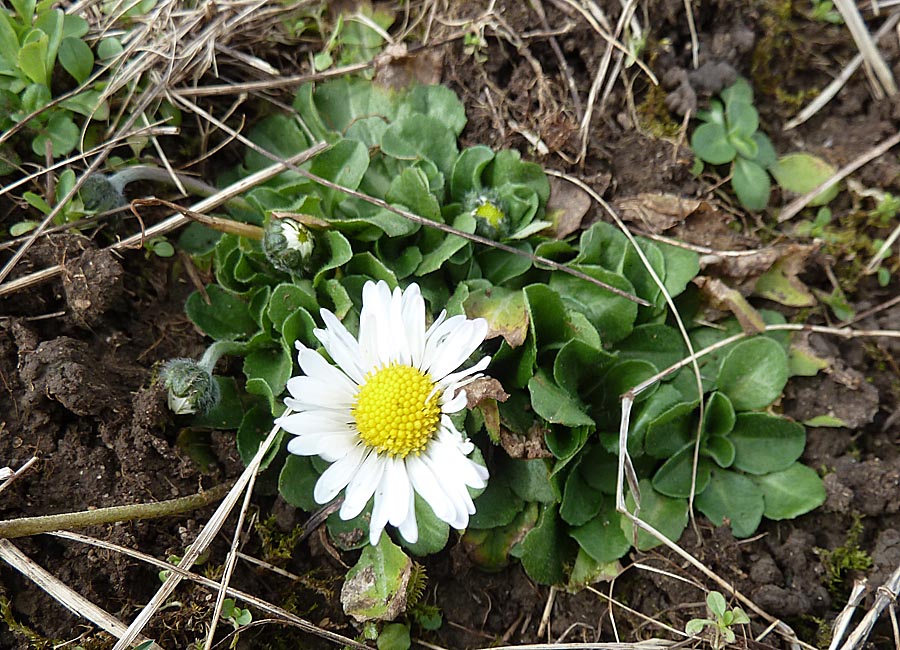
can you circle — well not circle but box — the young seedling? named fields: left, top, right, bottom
left=685, top=591, right=750, bottom=649
left=690, top=78, right=777, bottom=211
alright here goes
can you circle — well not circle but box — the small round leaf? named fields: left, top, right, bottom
left=691, top=122, right=735, bottom=165
left=732, top=157, right=771, bottom=211
left=717, top=337, right=788, bottom=410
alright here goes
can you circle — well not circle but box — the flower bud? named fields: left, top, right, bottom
left=465, top=189, right=508, bottom=239
left=79, top=174, right=126, bottom=213
left=162, top=358, right=220, bottom=415
left=263, top=216, right=318, bottom=274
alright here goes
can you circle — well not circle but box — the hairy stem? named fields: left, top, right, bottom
left=0, top=482, right=233, bottom=539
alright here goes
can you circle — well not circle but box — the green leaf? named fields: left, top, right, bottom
left=770, top=152, right=840, bottom=206
left=485, top=149, right=550, bottom=206
left=238, top=404, right=283, bottom=469
left=652, top=445, right=711, bottom=498
left=578, top=444, right=618, bottom=495
left=695, top=468, right=764, bottom=538
left=267, top=283, right=318, bottom=331
left=451, top=145, right=495, bottom=199
left=753, top=462, right=825, bottom=520
left=549, top=265, right=638, bottom=344
left=560, top=463, right=603, bottom=526
left=0, top=13, right=19, bottom=68
left=528, top=370, right=594, bottom=427
left=703, top=391, right=736, bottom=437
left=190, top=376, right=244, bottom=429
left=243, top=346, right=292, bottom=409
left=462, top=503, right=538, bottom=571
left=381, top=114, right=459, bottom=178
left=386, top=166, right=441, bottom=222
left=707, top=591, right=727, bottom=619
left=752, top=132, right=777, bottom=168
left=404, top=84, right=467, bottom=138
left=728, top=132, right=758, bottom=160
left=58, top=36, right=93, bottom=84
left=464, top=285, right=528, bottom=348
left=505, top=458, right=557, bottom=503
left=731, top=157, right=770, bottom=211
left=244, top=114, right=309, bottom=172
left=278, top=454, right=319, bottom=512
left=377, top=623, right=411, bottom=650
left=703, top=435, right=736, bottom=468
left=618, top=324, right=687, bottom=371
left=622, top=479, right=688, bottom=550
left=97, top=36, right=123, bottom=60
left=726, top=101, right=759, bottom=139
left=32, top=111, right=79, bottom=157
left=717, top=337, right=788, bottom=410
left=657, top=239, right=701, bottom=297
left=721, top=78, right=754, bottom=105
left=310, top=139, right=370, bottom=214
left=691, top=122, right=735, bottom=165
left=570, top=498, right=631, bottom=563
left=185, top=285, right=258, bottom=341
left=470, top=474, right=524, bottom=529
left=520, top=504, right=573, bottom=584
left=400, top=495, right=449, bottom=555
left=341, top=536, right=412, bottom=622
left=415, top=212, right=475, bottom=275
left=729, top=412, right=805, bottom=475
left=60, top=90, right=109, bottom=119
left=18, top=29, right=49, bottom=85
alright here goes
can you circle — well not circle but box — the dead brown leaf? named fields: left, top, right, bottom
left=545, top=176, right=592, bottom=239
left=694, top=276, right=766, bottom=334
left=614, top=193, right=702, bottom=233
left=499, top=423, right=553, bottom=459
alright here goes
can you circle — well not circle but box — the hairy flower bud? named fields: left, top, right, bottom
left=162, top=358, right=220, bottom=415
left=464, top=189, right=508, bottom=240
left=263, top=216, right=318, bottom=274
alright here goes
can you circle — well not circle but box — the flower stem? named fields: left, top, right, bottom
left=199, top=341, right=251, bottom=371
left=0, top=482, right=233, bottom=539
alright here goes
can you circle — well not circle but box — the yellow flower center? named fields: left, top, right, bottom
left=474, top=201, right=505, bottom=228
left=352, top=363, right=441, bottom=458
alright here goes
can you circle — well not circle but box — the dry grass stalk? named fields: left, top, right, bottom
left=110, top=416, right=290, bottom=650
left=0, top=146, right=325, bottom=298
left=833, top=0, right=898, bottom=95
left=784, top=11, right=900, bottom=130
left=778, top=130, right=900, bottom=222
left=0, top=539, right=161, bottom=649
left=50, top=531, right=367, bottom=648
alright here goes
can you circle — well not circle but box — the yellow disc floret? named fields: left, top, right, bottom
left=353, top=363, right=441, bottom=458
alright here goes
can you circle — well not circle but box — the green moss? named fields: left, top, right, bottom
left=0, top=596, right=52, bottom=648
left=254, top=515, right=306, bottom=563
left=817, top=515, right=872, bottom=597
left=635, top=84, right=681, bottom=139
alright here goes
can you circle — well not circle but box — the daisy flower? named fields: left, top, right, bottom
left=277, top=280, right=491, bottom=546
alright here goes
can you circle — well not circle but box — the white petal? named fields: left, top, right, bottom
left=285, top=376, right=355, bottom=412
left=313, top=444, right=366, bottom=503
left=385, top=458, right=411, bottom=527
left=340, top=450, right=385, bottom=520
left=424, top=319, right=489, bottom=380
left=389, top=285, right=413, bottom=366
left=286, top=432, right=358, bottom=462
left=276, top=411, right=352, bottom=436
left=419, top=445, right=473, bottom=528
left=436, top=356, right=491, bottom=395
left=401, top=284, right=426, bottom=368
left=358, top=281, right=389, bottom=370
left=369, top=457, right=410, bottom=544
left=295, top=346, right=358, bottom=396
left=406, top=454, right=454, bottom=521
left=316, top=310, right=365, bottom=384
left=398, top=489, right=418, bottom=544
left=439, top=388, right=468, bottom=414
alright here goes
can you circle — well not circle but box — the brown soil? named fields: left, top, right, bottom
left=2, top=1, right=900, bottom=649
